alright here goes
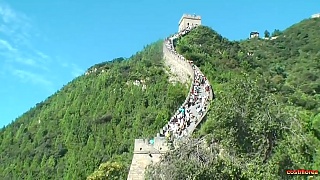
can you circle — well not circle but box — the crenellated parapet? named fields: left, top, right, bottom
left=178, top=14, right=201, bottom=32
left=133, top=137, right=170, bottom=154
left=127, top=137, right=170, bottom=180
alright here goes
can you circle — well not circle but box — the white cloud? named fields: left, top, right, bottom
left=16, top=58, right=37, bottom=66
left=12, top=69, right=52, bottom=86
left=0, top=39, right=16, bottom=51
left=0, top=2, right=83, bottom=94
left=0, top=2, right=53, bottom=87
left=10, top=68, right=55, bottom=93
left=36, top=50, right=50, bottom=60
left=0, top=2, right=32, bottom=42
left=0, top=3, right=17, bottom=23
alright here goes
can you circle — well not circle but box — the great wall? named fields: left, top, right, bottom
left=127, top=14, right=214, bottom=180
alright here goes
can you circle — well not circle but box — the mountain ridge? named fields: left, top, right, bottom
left=145, top=18, right=320, bottom=179
left=1, top=17, right=320, bottom=180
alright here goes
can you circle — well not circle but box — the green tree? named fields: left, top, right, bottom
left=146, top=19, right=320, bottom=178
left=87, top=162, right=126, bottom=180
left=1, top=16, right=320, bottom=180
left=271, top=29, right=282, bottom=36
left=264, top=30, right=270, bottom=38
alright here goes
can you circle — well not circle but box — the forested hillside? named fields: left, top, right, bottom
left=146, top=18, right=320, bottom=179
left=240, top=18, right=320, bottom=111
left=1, top=17, right=320, bottom=180
left=0, top=41, right=188, bottom=179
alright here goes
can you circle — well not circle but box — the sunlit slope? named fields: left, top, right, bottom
left=0, top=41, right=188, bottom=179
left=145, top=19, right=320, bottom=179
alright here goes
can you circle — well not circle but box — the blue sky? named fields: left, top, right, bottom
left=0, top=0, right=318, bottom=127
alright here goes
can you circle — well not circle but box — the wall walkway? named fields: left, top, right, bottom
left=127, top=26, right=213, bottom=180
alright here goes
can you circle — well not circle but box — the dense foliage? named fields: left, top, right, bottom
left=87, top=161, right=127, bottom=180
left=0, top=41, right=188, bottom=179
left=146, top=18, right=320, bottom=179
left=240, top=18, right=320, bottom=112
left=1, top=17, right=320, bottom=180
left=146, top=75, right=319, bottom=180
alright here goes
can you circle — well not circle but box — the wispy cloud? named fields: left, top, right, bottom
left=12, top=69, right=52, bottom=86
left=0, top=39, right=17, bottom=51
left=0, top=2, right=53, bottom=89
left=0, top=2, right=32, bottom=46
left=0, top=1, right=83, bottom=92
left=11, top=69, right=55, bottom=93
left=0, top=3, right=19, bottom=23
left=36, top=50, right=50, bottom=60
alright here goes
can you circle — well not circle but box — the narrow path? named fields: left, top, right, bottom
left=186, top=82, right=209, bottom=135
left=127, top=25, right=213, bottom=180
left=161, top=26, right=213, bottom=142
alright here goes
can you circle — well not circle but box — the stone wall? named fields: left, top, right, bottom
left=162, top=42, right=194, bottom=84
left=127, top=43, right=195, bottom=179
left=162, top=42, right=195, bottom=124
left=127, top=26, right=213, bottom=180
left=127, top=138, right=169, bottom=180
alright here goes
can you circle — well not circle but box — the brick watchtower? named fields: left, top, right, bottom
left=178, top=14, right=201, bottom=32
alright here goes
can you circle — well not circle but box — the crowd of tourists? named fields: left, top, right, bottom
left=160, top=25, right=213, bottom=141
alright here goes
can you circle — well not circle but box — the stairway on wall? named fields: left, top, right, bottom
left=127, top=26, right=213, bottom=180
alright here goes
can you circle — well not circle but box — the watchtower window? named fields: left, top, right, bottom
left=139, top=148, right=142, bottom=150
left=187, top=23, right=189, bottom=26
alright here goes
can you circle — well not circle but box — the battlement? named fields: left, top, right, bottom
left=133, top=137, right=169, bottom=153
left=178, top=14, right=201, bottom=25
left=178, top=14, right=202, bottom=32
left=128, top=138, right=170, bottom=179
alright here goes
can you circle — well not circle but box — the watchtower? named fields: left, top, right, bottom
left=178, top=14, right=201, bottom=32
left=127, top=137, right=170, bottom=180
left=250, top=31, right=259, bottom=39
